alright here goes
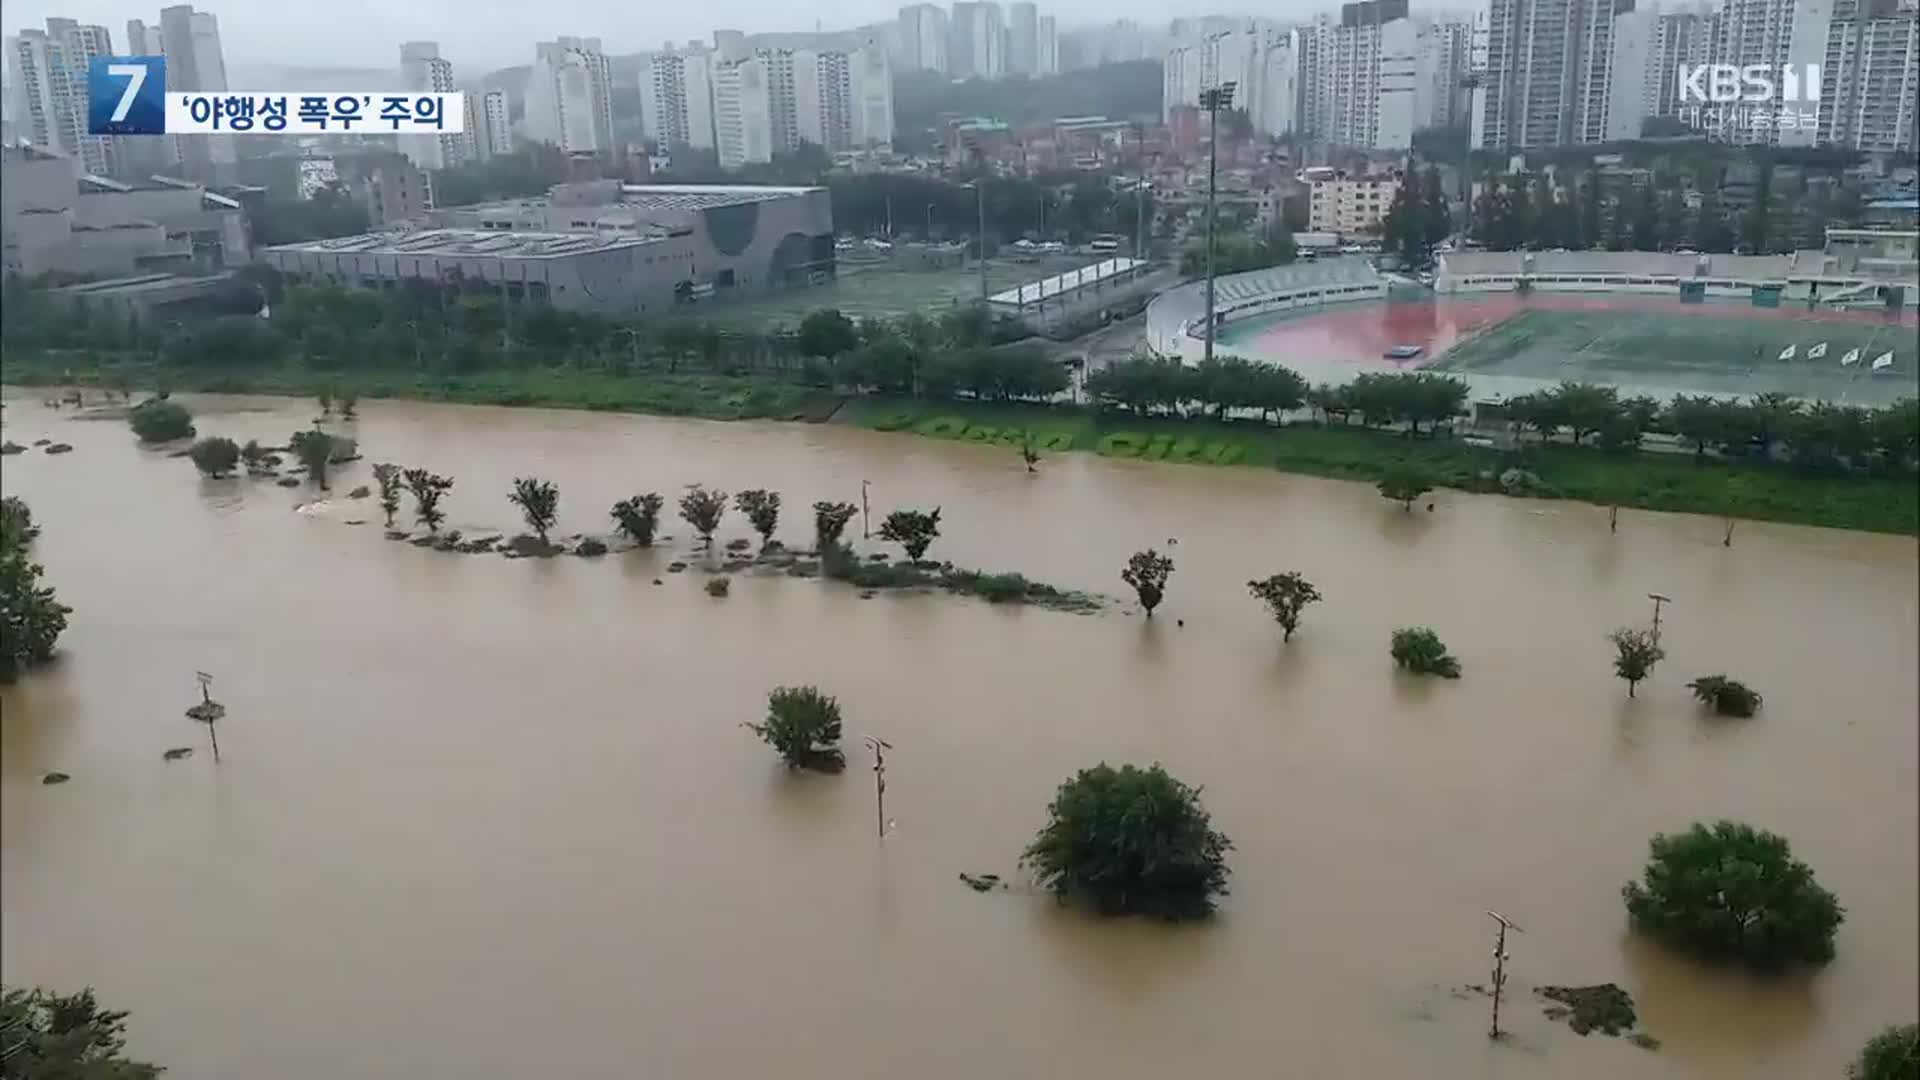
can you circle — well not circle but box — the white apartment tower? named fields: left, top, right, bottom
left=638, top=46, right=718, bottom=150
left=157, top=5, right=235, bottom=174
left=479, top=89, right=512, bottom=157
left=1473, top=0, right=1627, bottom=148
left=1163, top=22, right=1299, bottom=139
left=713, top=57, right=774, bottom=167
left=7, top=19, right=119, bottom=176
left=1328, top=0, right=1421, bottom=150
left=950, top=2, right=1007, bottom=79
left=525, top=37, right=614, bottom=155
left=399, top=42, right=467, bottom=170
left=1416, top=18, right=1474, bottom=129
left=1038, top=16, right=1060, bottom=74
left=1818, top=0, right=1917, bottom=152
left=1009, top=2, right=1040, bottom=74
left=897, top=4, right=949, bottom=72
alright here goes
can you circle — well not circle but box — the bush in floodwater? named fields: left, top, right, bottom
left=189, top=437, right=240, bottom=478
left=746, top=686, right=845, bottom=772
left=1121, top=549, right=1174, bottom=616
left=734, top=489, right=781, bottom=547
left=128, top=399, right=194, bottom=443
left=1850, top=1024, right=1919, bottom=1080
left=1687, top=675, right=1763, bottom=718
left=1391, top=627, right=1460, bottom=678
left=706, top=576, right=731, bottom=597
left=813, top=500, right=858, bottom=549
left=1608, top=627, right=1666, bottom=698
left=611, top=493, right=665, bottom=546
left=1021, top=762, right=1232, bottom=920
left=877, top=507, right=941, bottom=562
left=1248, top=572, right=1322, bottom=642
left=949, top=570, right=1029, bottom=603
left=679, top=485, right=728, bottom=549
left=0, top=985, right=163, bottom=1078
left=1622, top=820, right=1843, bottom=970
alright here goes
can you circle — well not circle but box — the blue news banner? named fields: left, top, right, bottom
left=88, top=56, right=464, bottom=136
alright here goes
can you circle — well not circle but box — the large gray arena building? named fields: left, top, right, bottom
left=259, top=182, right=834, bottom=314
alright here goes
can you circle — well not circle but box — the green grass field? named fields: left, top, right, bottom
left=1436, top=304, right=1919, bottom=406
left=698, top=256, right=1092, bottom=330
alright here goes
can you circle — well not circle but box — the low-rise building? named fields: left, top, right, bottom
left=2, top=143, right=249, bottom=277
left=1306, top=169, right=1399, bottom=235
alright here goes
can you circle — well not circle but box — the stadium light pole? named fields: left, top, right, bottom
left=1199, top=83, right=1237, bottom=367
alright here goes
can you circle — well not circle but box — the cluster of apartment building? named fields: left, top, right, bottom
left=635, top=32, right=894, bottom=169
left=1474, top=0, right=1917, bottom=151
left=893, top=2, right=1060, bottom=78
left=1161, top=4, right=1475, bottom=152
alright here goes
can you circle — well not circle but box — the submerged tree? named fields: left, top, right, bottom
left=288, top=429, right=334, bottom=490
left=0, top=985, right=163, bottom=1079
left=338, top=392, right=359, bottom=420
left=508, top=477, right=560, bottom=543
left=1121, top=549, right=1175, bottom=616
left=745, top=686, right=846, bottom=772
left=1248, top=572, right=1322, bottom=642
left=1608, top=627, right=1666, bottom=698
left=189, top=436, right=240, bottom=478
left=734, top=489, right=782, bottom=548
left=812, top=500, right=858, bottom=550
left=1849, top=1024, right=1919, bottom=1080
left=127, top=399, right=194, bottom=443
left=404, top=468, right=454, bottom=534
left=878, top=507, right=942, bottom=562
left=240, top=439, right=272, bottom=474
left=1377, top=464, right=1434, bottom=512
left=371, top=463, right=404, bottom=528
left=1021, top=762, right=1233, bottom=920
left=678, top=485, right=728, bottom=549
left=611, top=493, right=666, bottom=546
left=1390, top=627, right=1461, bottom=678
left=1622, top=820, right=1843, bottom=970
left=1688, top=675, right=1764, bottom=718
left=0, top=506, right=69, bottom=684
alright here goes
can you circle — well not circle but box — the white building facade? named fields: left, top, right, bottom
left=525, top=37, right=614, bottom=155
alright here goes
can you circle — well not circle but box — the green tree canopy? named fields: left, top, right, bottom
left=1622, top=820, right=1844, bottom=970
left=1021, top=763, right=1232, bottom=920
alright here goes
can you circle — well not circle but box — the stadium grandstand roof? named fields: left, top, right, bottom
left=1212, top=257, right=1382, bottom=304
left=988, top=257, right=1146, bottom=306
left=263, top=228, right=666, bottom=259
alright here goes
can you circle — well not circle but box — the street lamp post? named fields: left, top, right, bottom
left=1198, top=83, right=1237, bottom=367
left=1647, top=593, right=1672, bottom=643
left=1485, top=910, right=1522, bottom=1039
left=862, top=735, right=893, bottom=839
left=976, top=180, right=988, bottom=305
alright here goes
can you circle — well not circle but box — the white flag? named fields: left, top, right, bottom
left=1807, top=341, right=1828, bottom=359
left=1777, top=345, right=1797, bottom=361
left=1841, top=348, right=1861, bottom=366
left=1871, top=352, right=1894, bottom=371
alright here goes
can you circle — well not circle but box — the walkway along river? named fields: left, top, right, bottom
left=1, top=391, right=1914, bottom=1079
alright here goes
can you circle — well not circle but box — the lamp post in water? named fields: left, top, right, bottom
left=1647, top=592, right=1672, bottom=643
left=1485, top=910, right=1522, bottom=1039
left=862, top=735, right=893, bottom=839
left=1198, top=83, right=1237, bottom=367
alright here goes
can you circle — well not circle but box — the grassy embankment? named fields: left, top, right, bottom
left=6, top=353, right=1914, bottom=536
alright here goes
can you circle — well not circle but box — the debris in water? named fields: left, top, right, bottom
left=42, top=771, right=71, bottom=785
left=185, top=701, right=227, bottom=723
left=163, top=747, right=194, bottom=761
left=1537, top=984, right=1641, bottom=1038
left=959, top=872, right=1005, bottom=893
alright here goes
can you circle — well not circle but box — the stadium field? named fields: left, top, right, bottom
left=1217, top=293, right=1918, bottom=405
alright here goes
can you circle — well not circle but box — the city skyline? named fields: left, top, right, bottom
left=0, top=0, right=1353, bottom=70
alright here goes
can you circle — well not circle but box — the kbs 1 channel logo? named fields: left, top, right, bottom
left=1676, top=63, right=1823, bottom=134
left=87, top=56, right=464, bottom=136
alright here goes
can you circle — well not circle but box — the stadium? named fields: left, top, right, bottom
left=1145, top=232, right=1920, bottom=407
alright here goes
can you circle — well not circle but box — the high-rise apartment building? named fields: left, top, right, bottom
left=525, top=37, right=614, bottom=155
left=398, top=42, right=468, bottom=171
left=950, top=2, right=1006, bottom=79
left=1416, top=18, right=1474, bottom=129
left=897, top=4, right=950, bottom=72
left=1817, top=0, right=1917, bottom=152
left=1163, top=21, right=1298, bottom=139
left=1328, top=0, right=1422, bottom=149
left=638, top=46, right=719, bottom=150
left=156, top=4, right=236, bottom=177
left=744, top=40, right=894, bottom=155
left=850, top=43, right=897, bottom=147
left=7, top=19, right=119, bottom=176
left=713, top=57, right=774, bottom=167
left=1009, top=2, right=1040, bottom=74
left=477, top=89, right=512, bottom=158
left=1037, top=16, right=1060, bottom=73
left=1472, top=0, right=1627, bottom=149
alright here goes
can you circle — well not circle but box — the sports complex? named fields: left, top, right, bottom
left=1145, top=235, right=1920, bottom=408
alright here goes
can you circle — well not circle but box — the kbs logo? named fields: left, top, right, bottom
left=88, top=56, right=167, bottom=135
left=1677, top=63, right=1821, bottom=105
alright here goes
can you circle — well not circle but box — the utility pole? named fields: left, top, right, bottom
left=861, top=480, right=871, bottom=539
left=1199, top=83, right=1237, bottom=366
left=187, top=670, right=226, bottom=763
left=976, top=179, right=989, bottom=305
left=1647, top=592, right=1671, bottom=643
left=1485, top=910, right=1522, bottom=1039
left=862, top=735, right=893, bottom=838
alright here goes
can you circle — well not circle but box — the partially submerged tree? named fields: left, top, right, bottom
left=404, top=468, right=454, bottom=534
left=288, top=428, right=335, bottom=489
left=734, top=489, right=782, bottom=548
left=338, top=392, right=358, bottom=420
left=0, top=985, right=163, bottom=1079
left=1, top=507, right=69, bottom=683
left=1377, top=464, right=1434, bottom=511
left=611, top=493, right=665, bottom=546
left=678, top=485, right=728, bottom=549
left=1121, top=549, right=1175, bottom=616
left=189, top=436, right=240, bottom=478
left=240, top=439, right=272, bottom=474
left=812, top=500, right=858, bottom=550
left=127, top=399, right=194, bottom=443
left=1608, top=627, right=1666, bottom=698
left=1390, top=626, right=1461, bottom=678
left=1248, top=572, right=1322, bottom=642
left=1020, top=434, right=1041, bottom=473
left=878, top=507, right=942, bottom=562
left=1687, top=675, right=1764, bottom=718
left=1849, top=1024, right=1919, bottom=1080
left=371, top=463, right=404, bottom=527
left=508, top=477, right=560, bottom=543
left=1021, top=762, right=1233, bottom=920
left=0, top=496, right=38, bottom=550
left=1622, top=820, right=1843, bottom=970
left=745, top=686, right=845, bottom=772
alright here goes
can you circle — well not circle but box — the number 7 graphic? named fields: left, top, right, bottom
left=87, top=56, right=166, bottom=135
left=108, top=64, right=147, bottom=122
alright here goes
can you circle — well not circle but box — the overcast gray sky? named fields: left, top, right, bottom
left=2, top=0, right=1261, bottom=73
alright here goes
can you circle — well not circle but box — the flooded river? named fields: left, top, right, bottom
left=2, top=391, right=1914, bottom=1079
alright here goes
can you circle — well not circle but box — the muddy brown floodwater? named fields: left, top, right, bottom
left=1, top=391, right=1914, bottom=1079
